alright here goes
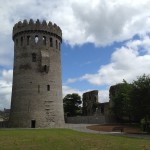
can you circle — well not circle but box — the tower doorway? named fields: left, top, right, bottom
left=31, top=120, right=36, bottom=128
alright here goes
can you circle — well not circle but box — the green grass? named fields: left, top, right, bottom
left=0, top=128, right=149, bottom=150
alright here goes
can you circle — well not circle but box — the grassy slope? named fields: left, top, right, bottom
left=0, top=129, right=149, bottom=150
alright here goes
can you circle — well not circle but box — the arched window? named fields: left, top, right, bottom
left=50, top=37, right=53, bottom=47
left=27, top=36, right=30, bottom=45
left=32, top=53, right=36, bottom=62
left=47, top=85, right=50, bottom=91
left=35, top=35, right=39, bottom=44
left=56, top=40, right=58, bottom=49
left=21, top=37, right=23, bottom=46
left=43, top=36, right=46, bottom=45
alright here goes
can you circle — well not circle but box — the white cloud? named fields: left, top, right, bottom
left=1, top=70, right=13, bottom=83
left=62, top=85, right=85, bottom=98
left=81, top=35, right=150, bottom=85
left=0, top=70, right=13, bottom=110
left=98, top=90, right=109, bottom=103
left=0, top=0, right=150, bottom=66
left=0, top=34, right=13, bottom=67
left=126, top=35, right=150, bottom=54
left=66, top=78, right=78, bottom=84
left=1, top=0, right=150, bottom=47
left=1, top=0, right=150, bottom=68
left=70, top=0, right=150, bottom=46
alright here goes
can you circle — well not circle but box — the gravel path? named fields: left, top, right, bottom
left=65, top=124, right=150, bottom=139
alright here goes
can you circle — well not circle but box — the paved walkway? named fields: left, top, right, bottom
left=65, top=124, right=150, bottom=139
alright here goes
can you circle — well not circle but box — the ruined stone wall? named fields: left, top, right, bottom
left=82, top=90, right=98, bottom=116
left=109, top=84, right=124, bottom=109
left=9, top=19, right=64, bottom=128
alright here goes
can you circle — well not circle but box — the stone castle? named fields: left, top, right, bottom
left=9, top=19, right=64, bottom=128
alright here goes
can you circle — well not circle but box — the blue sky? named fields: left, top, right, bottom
left=62, top=42, right=114, bottom=89
left=1, top=0, right=150, bottom=109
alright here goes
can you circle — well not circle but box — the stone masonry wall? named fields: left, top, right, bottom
left=82, top=90, right=98, bottom=116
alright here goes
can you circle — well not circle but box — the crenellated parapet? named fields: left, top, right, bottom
left=13, top=19, right=62, bottom=41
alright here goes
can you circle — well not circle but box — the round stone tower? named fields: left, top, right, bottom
left=9, top=19, right=64, bottom=128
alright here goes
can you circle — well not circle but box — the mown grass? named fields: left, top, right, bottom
left=0, top=128, right=149, bottom=150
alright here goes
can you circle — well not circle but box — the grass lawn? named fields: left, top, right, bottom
left=0, top=128, right=149, bottom=150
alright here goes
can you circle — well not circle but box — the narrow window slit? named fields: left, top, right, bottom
left=56, top=40, right=58, bottom=49
left=27, top=36, right=30, bottom=45
left=47, top=85, right=50, bottom=91
left=21, top=37, right=23, bottom=46
left=50, top=37, right=53, bottom=47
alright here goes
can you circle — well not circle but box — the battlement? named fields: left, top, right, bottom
left=13, top=19, right=62, bottom=40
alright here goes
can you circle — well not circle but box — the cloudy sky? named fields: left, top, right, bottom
left=1, top=0, right=150, bottom=109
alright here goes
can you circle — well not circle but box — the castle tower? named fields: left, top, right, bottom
left=9, top=19, right=64, bottom=128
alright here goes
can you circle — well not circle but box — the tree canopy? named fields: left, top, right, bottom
left=110, top=81, right=133, bottom=121
left=131, top=74, right=150, bottom=121
left=110, top=74, right=150, bottom=123
left=63, top=93, right=82, bottom=117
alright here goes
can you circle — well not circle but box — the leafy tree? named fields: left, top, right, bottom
left=110, top=75, right=150, bottom=125
left=111, top=80, right=133, bottom=121
left=131, top=74, right=150, bottom=122
left=63, top=93, right=82, bottom=117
